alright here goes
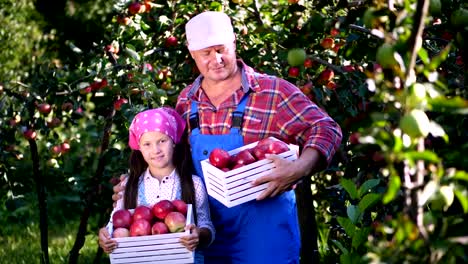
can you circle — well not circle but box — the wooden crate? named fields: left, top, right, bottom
left=201, top=137, right=299, bottom=208
left=109, top=204, right=194, bottom=264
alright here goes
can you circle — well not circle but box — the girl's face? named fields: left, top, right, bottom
left=189, top=42, right=238, bottom=83
left=139, top=131, right=175, bottom=176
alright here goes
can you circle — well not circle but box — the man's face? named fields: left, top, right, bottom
left=189, top=42, right=237, bottom=82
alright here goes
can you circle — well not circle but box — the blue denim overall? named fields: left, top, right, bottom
left=189, top=92, right=300, bottom=264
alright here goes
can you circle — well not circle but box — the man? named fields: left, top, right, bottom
left=113, top=11, right=342, bottom=264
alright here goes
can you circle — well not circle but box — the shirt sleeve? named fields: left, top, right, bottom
left=192, top=175, right=216, bottom=245
left=276, top=79, right=342, bottom=165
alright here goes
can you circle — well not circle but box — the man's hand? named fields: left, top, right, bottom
left=251, top=154, right=300, bottom=200
left=252, top=148, right=322, bottom=200
left=179, top=224, right=199, bottom=251
left=112, top=174, right=127, bottom=207
left=98, top=227, right=118, bottom=254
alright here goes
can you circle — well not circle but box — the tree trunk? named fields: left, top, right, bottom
left=295, top=176, right=319, bottom=264
left=68, top=108, right=115, bottom=264
left=29, top=138, right=50, bottom=264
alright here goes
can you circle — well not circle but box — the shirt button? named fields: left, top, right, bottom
left=162, top=181, right=165, bottom=183
left=203, top=150, right=208, bottom=155
left=157, top=195, right=159, bottom=198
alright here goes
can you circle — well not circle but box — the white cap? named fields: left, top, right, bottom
left=185, top=11, right=235, bottom=51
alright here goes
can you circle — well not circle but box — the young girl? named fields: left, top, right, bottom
left=98, top=107, right=215, bottom=261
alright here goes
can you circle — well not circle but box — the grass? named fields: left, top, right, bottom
left=0, top=220, right=111, bottom=264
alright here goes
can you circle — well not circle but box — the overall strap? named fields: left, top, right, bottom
left=230, top=91, right=250, bottom=133
left=189, top=100, right=200, bottom=133
left=188, top=90, right=251, bottom=132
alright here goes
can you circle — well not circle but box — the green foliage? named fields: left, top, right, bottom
left=0, top=0, right=46, bottom=83
left=0, top=0, right=467, bottom=263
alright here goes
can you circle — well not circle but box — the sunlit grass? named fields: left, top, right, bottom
left=0, top=220, right=110, bottom=264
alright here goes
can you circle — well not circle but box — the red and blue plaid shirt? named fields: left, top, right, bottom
left=175, top=60, right=342, bottom=164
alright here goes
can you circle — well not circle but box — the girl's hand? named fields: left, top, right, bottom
left=179, top=224, right=199, bottom=251
left=98, top=227, right=118, bottom=253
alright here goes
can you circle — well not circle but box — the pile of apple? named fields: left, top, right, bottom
left=208, top=138, right=290, bottom=171
left=111, top=199, right=188, bottom=238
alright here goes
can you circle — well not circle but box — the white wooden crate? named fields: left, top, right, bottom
left=109, top=204, right=194, bottom=264
left=201, top=137, right=299, bottom=208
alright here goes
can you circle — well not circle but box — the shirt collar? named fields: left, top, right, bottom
left=143, top=168, right=177, bottom=181
left=187, top=59, right=261, bottom=98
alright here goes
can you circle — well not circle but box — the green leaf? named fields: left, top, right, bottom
left=383, top=174, right=401, bottom=204
left=341, top=178, right=359, bottom=200
left=358, top=179, right=380, bottom=197
left=418, top=48, right=430, bottom=64
left=358, top=193, right=381, bottom=212
left=452, top=171, right=468, bottom=182
left=404, top=151, right=440, bottom=163
left=428, top=96, right=468, bottom=114
left=337, top=216, right=356, bottom=237
left=419, top=180, right=438, bottom=206
left=427, top=43, right=451, bottom=71
left=331, top=239, right=349, bottom=255
left=340, top=252, right=361, bottom=264
left=124, top=47, right=140, bottom=62
left=440, top=185, right=454, bottom=209
left=351, top=227, right=371, bottom=249
left=454, top=187, right=468, bottom=213
left=347, top=205, right=361, bottom=224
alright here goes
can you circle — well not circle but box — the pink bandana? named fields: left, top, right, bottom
left=128, top=107, right=186, bottom=150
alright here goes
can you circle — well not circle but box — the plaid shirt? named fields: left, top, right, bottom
left=175, top=60, right=342, bottom=164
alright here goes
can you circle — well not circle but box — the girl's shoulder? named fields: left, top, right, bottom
left=191, top=174, right=205, bottom=187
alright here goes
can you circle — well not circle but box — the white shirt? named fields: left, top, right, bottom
left=107, top=168, right=215, bottom=243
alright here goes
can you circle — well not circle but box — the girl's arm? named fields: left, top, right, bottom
left=191, top=175, right=215, bottom=247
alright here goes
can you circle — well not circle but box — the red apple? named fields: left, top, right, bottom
left=130, top=219, right=151, bottom=236
left=60, top=142, right=71, bottom=153
left=151, top=222, right=169, bottom=235
left=209, top=148, right=231, bottom=169
left=318, top=69, right=335, bottom=84
left=152, top=200, right=176, bottom=220
left=52, top=145, right=61, bottom=155
left=268, top=140, right=290, bottom=154
left=37, top=103, right=52, bottom=114
left=112, top=227, right=130, bottom=238
left=23, top=129, right=37, bottom=140
left=112, top=209, right=132, bottom=228
left=330, top=28, right=340, bottom=37
left=303, top=58, right=314, bottom=68
left=257, top=138, right=276, bottom=147
left=164, top=212, right=186, bottom=233
left=320, top=38, right=335, bottom=49
left=133, top=205, right=153, bottom=222
left=252, top=143, right=270, bottom=160
left=288, top=66, right=300, bottom=78
left=128, top=2, right=144, bottom=15
left=232, top=149, right=257, bottom=167
left=231, top=163, right=244, bottom=170
left=172, top=200, right=188, bottom=216
left=349, top=132, right=360, bottom=145
left=114, top=98, right=128, bottom=111
left=165, top=36, right=178, bottom=47
left=117, top=15, right=132, bottom=25
left=326, top=81, right=337, bottom=90
left=46, top=117, right=62, bottom=128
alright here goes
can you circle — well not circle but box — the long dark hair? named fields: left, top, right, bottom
left=123, top=130, right=197, bottom=219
